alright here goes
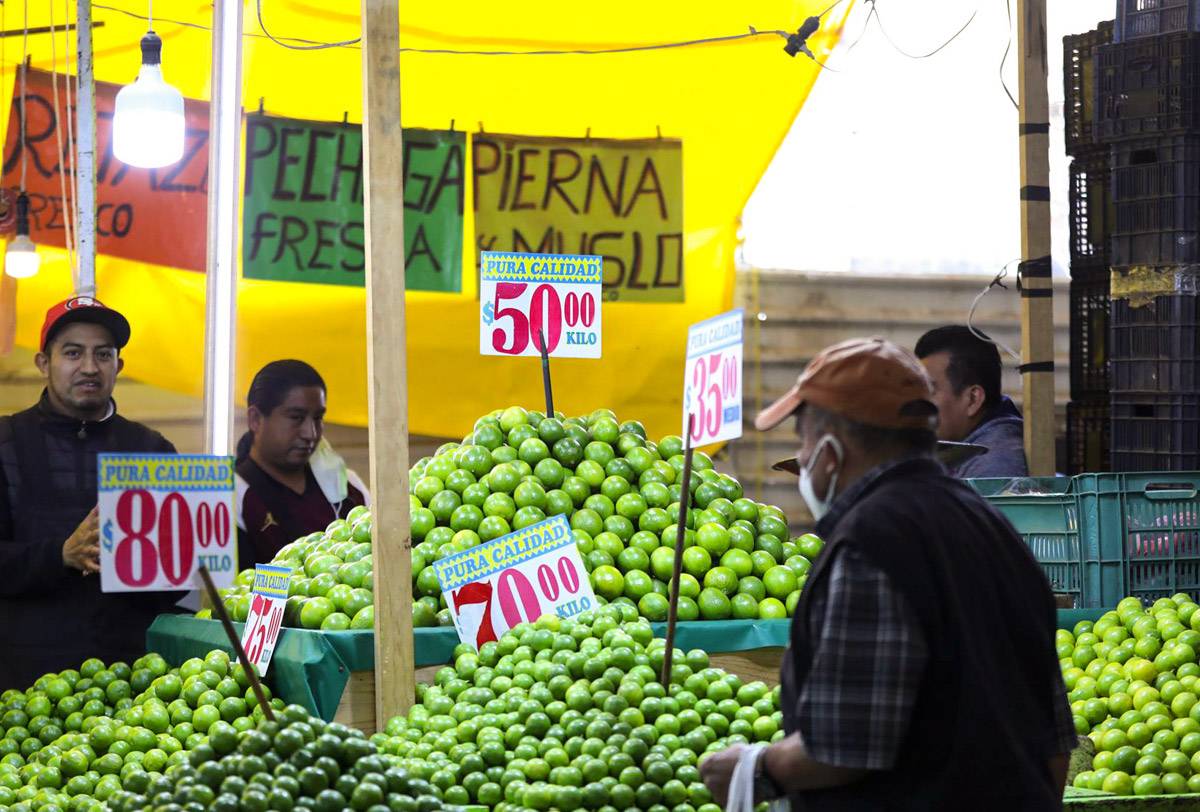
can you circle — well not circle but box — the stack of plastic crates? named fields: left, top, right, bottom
left=1066, top=21, right=1115, bottom=473
left=1095, top=8, right=1200, bottom=471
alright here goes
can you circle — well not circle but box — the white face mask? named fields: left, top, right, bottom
left=798, top=433, right=844, bottom=522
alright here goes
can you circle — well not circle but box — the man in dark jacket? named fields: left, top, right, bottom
left=700, top=338, right=1074, bottom=810
left=0, top=297, right=179, bottom=689
left=915, top=325, right=1028, bottom=478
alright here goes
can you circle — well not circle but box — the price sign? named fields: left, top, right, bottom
left=434, top=515, right=596, bottom=650
left=683, top=309, right=744, bottom=446
left=99, top=454, right=236, bottom=593
left=479, top=251, right=602, bottom=358
left=240, top=564, right=291, bottom=676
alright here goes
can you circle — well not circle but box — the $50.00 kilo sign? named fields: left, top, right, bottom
left=479, top=251, right=602, bottom=358
left=434, top=515, right=597, bottom=650
left=99, top=454, right=237, bottom=592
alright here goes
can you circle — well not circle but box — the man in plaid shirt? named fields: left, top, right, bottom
left=700, top=338, right=1076, bottom=810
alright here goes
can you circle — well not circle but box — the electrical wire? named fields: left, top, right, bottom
left=967, top=261, right=1023, bottom=363
left=845, top=0, right=976, bottom=59
left=1000, top=0, right=1018, bottom=108
left=98, top=1, right=795, bottom=56
left=20, top=0, right=28, bottom=193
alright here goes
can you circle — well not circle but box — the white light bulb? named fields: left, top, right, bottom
left=5, top=235, right=40, bottom=278
left=113, top=32, right=185, bottom=169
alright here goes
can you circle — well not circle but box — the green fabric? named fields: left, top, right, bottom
left=1058, top=608, right=1109, bottom=631
left=1063, top=788, right=1200, bottom=808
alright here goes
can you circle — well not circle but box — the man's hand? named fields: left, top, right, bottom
left=63, top=507, right=100, bottom=574
left=699, top=742, right=749, bottom=807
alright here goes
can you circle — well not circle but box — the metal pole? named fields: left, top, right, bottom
left=202, top=0, right=243, bottom=457
left=75, top=0, right=96, bottom=296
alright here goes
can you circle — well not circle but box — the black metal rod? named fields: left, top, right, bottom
left=661, top=415, right=695, bottom=688
left=538, top=328, right=554, bottom=416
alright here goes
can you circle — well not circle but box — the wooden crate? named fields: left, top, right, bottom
left=333, top=664, right=442, bottom=734
left=709, top=648, right=785, bottom=684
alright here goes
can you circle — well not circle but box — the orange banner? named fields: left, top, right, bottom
left=1, top=68, right=209, bottom=271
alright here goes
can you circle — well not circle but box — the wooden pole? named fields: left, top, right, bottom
left=361, top=0, right=415, bottom=721
left=75, top=0, right=96, bottom=296
left=661, top=416, right=695, bottom=688
left=1016, top=0, right=1056, bottom=476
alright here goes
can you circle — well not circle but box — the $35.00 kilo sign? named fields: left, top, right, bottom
left=684, top=309, right=743, bottom=446
left=434, top=514, right=597, bottom=650
left=99, top=454, right=237, bottom=592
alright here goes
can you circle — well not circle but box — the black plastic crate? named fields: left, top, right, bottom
left=1111, top=135, right=1200, bottom=265
left=1066, top=22, right=1114, bottom=152
left=1069, top=152, right=1114, bottom=267
left=1068, top=397, right=1111, bottom=474
left=1111, top=392, right=1200, bottom=471
left=1117, top=0, right=1200, bottom=42
left=1071, top=269, right=1111, bottom=397
left=1110, top=292, right=1200, bottom=393
left=1096, top=33, right=1200, bottom=141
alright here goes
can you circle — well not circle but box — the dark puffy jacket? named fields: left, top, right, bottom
left=950, top=396, right=1030, bottom=479
left=0, top=392, right=181, bottom=690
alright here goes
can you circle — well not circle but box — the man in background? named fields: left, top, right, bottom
left=915, top=325, right=1028, bottom=478
left=0, top=297, right=179, bottom=688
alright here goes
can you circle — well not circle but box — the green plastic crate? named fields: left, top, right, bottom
left=969, top=477, right=1095, bottom=606
left=1075, top=473, right=1200, bottom=603
left=970, top=473, right=1200, bottom=607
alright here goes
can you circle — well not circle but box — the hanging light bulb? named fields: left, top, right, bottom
left=5, top=192, right=40, bottom=278
left=112, top=31, right=185, bottom=168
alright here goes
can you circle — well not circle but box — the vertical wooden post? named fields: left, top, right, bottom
left=361, top=0, right=415, bottom=721
left=1016, top=0, right=1056, bottom=476
left=75, top=0, right=96, bottom=296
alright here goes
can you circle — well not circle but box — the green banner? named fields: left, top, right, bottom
left=242, top=115, right=464, bottom=291
left=473, top=134, right=684, bottom=303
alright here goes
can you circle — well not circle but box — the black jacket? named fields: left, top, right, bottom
left=782, top=457, right=1070, bottom=810
left=0, top=392, right=181, bottom=690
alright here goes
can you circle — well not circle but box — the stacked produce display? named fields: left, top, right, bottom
left=0, top=647, right=457, bottom=811
left=377, top=605, right=782, bottom=812
left=212, top=406, right=819, bottom=631
left=1067, top=593, right=1200, bottom=797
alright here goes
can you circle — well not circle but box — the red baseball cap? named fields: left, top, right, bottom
left=40, top=296, right=131, bottom=351
left=755, top=337, right=938, bottom=432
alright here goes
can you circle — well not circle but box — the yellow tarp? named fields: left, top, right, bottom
left=4, top=0, right=842, bottom=439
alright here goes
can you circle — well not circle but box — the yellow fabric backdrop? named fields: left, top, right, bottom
left=4, top=0, right=843, bottom=439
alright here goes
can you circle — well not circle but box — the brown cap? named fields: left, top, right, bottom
left=754, top=337, right=937, bottom=432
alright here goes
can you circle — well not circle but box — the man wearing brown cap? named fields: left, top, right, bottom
left=700, top=338, right=1074, bottom=809
left=0, top=297, right=180, bottom=688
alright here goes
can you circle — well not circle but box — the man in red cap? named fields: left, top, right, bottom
left=0, top=297, right=180, bottom=689
left=700, top=337, right=1074, bottom=810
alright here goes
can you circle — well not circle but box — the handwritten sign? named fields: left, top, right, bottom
left=473, top=134, right=684, bottom=303
left=684, top=309, right=743, bottom=446
left=98, top=454, right=236, bottom=592
left=479, top=251, right=602, bottom=358
left=433, top=515, right=596, bottom=650
left=242, top=115, right=464, bottom=291
left=240, top=564, right=291, bottom=675
left=1, top=68, right=209, bottom=270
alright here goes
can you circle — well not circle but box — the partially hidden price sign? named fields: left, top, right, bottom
left=98, top=454, right=237, bottom=593
left=684, top=308, right=744, bottom=446
left=479, top=251, right=602, bottom=358
left=434, top=515, right=596, bottom=650
left=240, top=564, right=291, bottom=676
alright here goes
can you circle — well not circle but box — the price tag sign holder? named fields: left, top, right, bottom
left=479, top=251, right=603, bottom=359
left=99, top=454, right=237, bottom=593
left=240, top=564, right=292, bottom=676
left=433, top=514, right=596, bottom=650
left=683, top=309, right=744, bottom=446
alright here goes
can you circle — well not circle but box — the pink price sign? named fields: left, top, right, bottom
left=98, top=454, right=237, bottom=593
left=683, top=309, right=744, bottom=446
left=433, top=515, right=596, bottom=650
left=479, top=251, right=603, bottom=359
left=240, top=564, right=291, bottom=676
